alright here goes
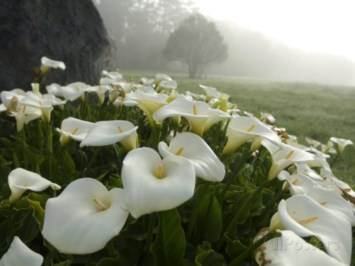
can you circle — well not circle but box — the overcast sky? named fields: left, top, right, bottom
left=193, top=0, right=355, bottom=61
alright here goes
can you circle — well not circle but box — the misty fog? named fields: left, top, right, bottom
left=95, top=0, right=355, bottom=86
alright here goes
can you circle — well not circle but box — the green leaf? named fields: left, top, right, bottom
left=195, top=242, right=226, bottom=266
left=151, top=209, right=186, bottom=266
left=188, top=185, right=223, bottom=243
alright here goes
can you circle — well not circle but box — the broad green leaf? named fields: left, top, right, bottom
left=195, top=242, right=226, bottom=266
left=188, top=185, right=223, bottom=243
left=151, top=209, right=186, bottom=266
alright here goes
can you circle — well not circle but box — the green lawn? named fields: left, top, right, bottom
left=173, top=76, right=355, bottom=186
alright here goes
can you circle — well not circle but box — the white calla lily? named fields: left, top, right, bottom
left=80, top=120, right=138, bottom=150
left=255, top=230, right=346, bottom=266
left=0, top=236, right=43, bottom=266
left=8, top=168, right=61, bottom=203
left=306, top=186, right=355, bottom=226
left=158, top=132, right=225, bottom=182
left=5, top=95, right=42, bottom=131
left=41, top=56, right=66, bottom=70
left=85, top=85, right=111, bottom=104
left=284, top=173, right=317, bottom=196
left=122, top=147, right=195, bottom=218
left=42, top=178, right=128, bottom=254
left=20, top=91, right=66, bottom=122
left=153, top=95, right=229, bottom=135
left=124, top=88, right=168, bottom=115
left=223, top=116, right=281, bottom=154
left=262, top=139, right=315, bottom=180
left=0, top=89, right=26, bottom=107
left=56, top=117, right=94, bottom=145
left=271, top=195, right=352, bottom=264
left=60, top=82, right=89, bottom=101
left=329, top=137, right=353, bottom=154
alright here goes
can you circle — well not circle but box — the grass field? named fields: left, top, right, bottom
left=172, top=76, right=355, bottom=186
left=122, top=71, right=355, bottom=185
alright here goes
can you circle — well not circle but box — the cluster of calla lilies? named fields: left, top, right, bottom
left=0, top=57, right=354, bottom=265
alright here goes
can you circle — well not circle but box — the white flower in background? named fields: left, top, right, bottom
left=56, top=117, right=94, bottom=145
left=306, top=186, right=355, bottom=226
left=0, top=88, right=26, bottom=107
left=42, top=178, right=128, bottom=254
left=295, top=163, right=324, bottom=181
left=223, top=116, right=281, bottom=154
left=140, top=77, right=155, bottom=85
left=0, top=104, right=5, bottom=112
left=41, top=56, right=66, bottom=71
left=154, top=73, right=177, bottom=91
left=121, top=147, right=195, bottom=218
left=85, top=85, right=111, bottom=105
left=281, top=172, right=317, bottom=195
left=270, top=195, right=352, bottom=264
left=322, top=175, right=355, bottom=199
left=0, top=236, right=43, bottom=266
left=261, top=139, right=315, bottom=180
left=260, top=112, right=275, bottom=124
left=255, top=230, right=347, bottom=266
left=80, top=120, right=138, bottom=150
left=60, top=82, right=90, bottom=101
left=20, top=91, right=66, bottom=122
left=124, top=88, right=168, bottom=116
left=8, top=168, right=61, bottom=203
left=102, top=70, right=123, bottom=82
left=329, top=137, right=353, bottom=154
left=305, top=137, right=323, bottom=149
left=46, top=83, right=63, bottom=97
left=158, top=132, right=225, bottom=182
left=153, top=96, right=229, bottom=135
left=6, top=96, right=42, bottom=131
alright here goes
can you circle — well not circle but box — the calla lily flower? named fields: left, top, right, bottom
left=41, top=56, right=66, bottom=70
left=85, top=85, right=111, bottom=105
left=102, top=70, right=123, bottom=81
left=60, top=82, right=90, bottom=101
left=121, top=147, right=195, bottom=218
left=0, top=88, right=26, bottom=107
left=260, top=112, right=276, bottom=124
left=80, top=120, right=138, bottom=150
left=8, top=168, right=61, bottom=203
left=282, top=172, right=316, bottom=195
left=158, top=132, right=225, bottom=182
left=262, top=139, right=315, bottom=180
left=124, top=88, right=168, bottom=116
left=0, top=236, right=43, bottom=266
left=42, top=178, right=128, bottom=254
left=306, top=186, right=355, bottom=226
left=20, top=91, right=66, bottom=122
left=329, top=137, right=353, bottom=154
left=270, top=195, right=352, bottom=264
left=5, top=96, right=42, bottom=131
left=255, top=230, right=347, bottom=266
left=153, top=95, right=230, bottom=135
left=223, top=116, right=281, bottom=154
left=56, top=117, right=94, bottom=145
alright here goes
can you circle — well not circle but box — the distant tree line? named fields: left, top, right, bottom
left=95, top=0, right=228, bottom=78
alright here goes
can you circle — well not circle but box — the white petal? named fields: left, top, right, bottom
left=41, top=56, right=66, bottom=70
left=158, top=132, right=225, bottom=182
left=42, top=178, right=128, bottom=254
left=0, top=236, right=43, bottom=266
left=278, top=195, right=352, bottom=264
left=80, top=120, right=138, bottom=149
left=8, top=168, right=61, bottom=203
left=307, top=186, right=355, bottom=226
left=255, top=230, right=346, bottom=266
left=56, top=117, right=94, bottom=142
left=224, top=116, right=280, bottom=153
left=122, top=147, right=195, bottom=218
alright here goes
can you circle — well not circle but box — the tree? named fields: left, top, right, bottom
left=164, top=13, right=228, bottom=78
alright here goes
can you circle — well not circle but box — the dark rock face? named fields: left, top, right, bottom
left=0, top=0, right=111, bottom=91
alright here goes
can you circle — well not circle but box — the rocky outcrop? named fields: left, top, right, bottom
left=0, top=0, right=111, bottom=91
